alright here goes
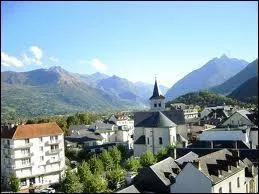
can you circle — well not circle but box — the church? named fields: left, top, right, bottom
left=133, top=78, right=186, bottom=156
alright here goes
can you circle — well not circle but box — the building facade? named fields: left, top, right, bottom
left=1, top=123, right=65, bottom=191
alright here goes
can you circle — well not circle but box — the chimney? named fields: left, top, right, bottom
left=218, top=169, right=222, bottom=177
left=174, top=147, right=177, bottom=160
left=198, top=160, right=201, bottom=170
left=252, top=166, right=255, bottom=176
left=211, top=141, right=213, bottom=149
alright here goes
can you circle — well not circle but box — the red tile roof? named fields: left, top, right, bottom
left=1, top=123, right=63, bottom=139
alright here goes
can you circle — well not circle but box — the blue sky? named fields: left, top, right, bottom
left=1, top=1, right=258, bottom=87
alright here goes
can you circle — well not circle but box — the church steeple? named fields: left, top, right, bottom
left=149, top=76, right=165, bottom=111
left=149, top=77, right=165, bottom=100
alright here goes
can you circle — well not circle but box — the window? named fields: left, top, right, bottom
left=51, top=144, right=59, bottom=151
left=159, top=137, right=163, bottom=145
left=21, top=149, right=29, bottom=155
left=25, top=139, right=29, bottom=144
left=7, top=140, right=10, bottom=145
left=229, top=182, right=232, bottom=193
left=20, top=178, right=27, bottom=186
left=39, top=137, right=43, bottom=142
left=40, top=146, right=43, bottom=152
left=237, top=177, right=240, bottom=188
left=50, top=136, right=54, bottom=141
left=40, top=156, right=44, bottom=162
left=159, top=103, right=161, bottom=107
left=22, top=159, right=30, bottom=165
left=154, top=103, right=157, bottom=107
left=147, top=138, right=149, bottom=145
left=55, top=136, right=58, bottom=140
left=219, top=187, right=222, bottom=193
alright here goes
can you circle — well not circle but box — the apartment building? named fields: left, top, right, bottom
left=1, top=123, right=65, bottom=191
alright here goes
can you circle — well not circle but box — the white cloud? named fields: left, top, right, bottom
left=49, top=57, right=59, bottom=63
left=89, top=58, right=107, bottom=72
left=30, top=46, right=43, bottom=60
left=1, top=52, right=24, bottom=67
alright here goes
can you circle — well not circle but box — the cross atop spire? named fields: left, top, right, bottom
left=149, top=76, right=165, bottom=100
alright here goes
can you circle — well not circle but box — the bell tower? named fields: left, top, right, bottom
left=149, top=76, right=165, bottom=111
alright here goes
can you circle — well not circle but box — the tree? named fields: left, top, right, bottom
left=117, top=144, right=127, bottom=159
left=100, top=150, right=114, bottom=171
left=77, top=161, right=92, bottom=182
left=83, top=173, right=108, bottom=193
left=156, top=147, right=168, bottom=161
left=9, top=173, right=20, bottom=192
left=66, top=115, right=80, bottom=128
left=88, top=155, right=104, bottom=174
left=124, top=156, right=141, bottom=172
left=109, top=146, right=122, bottom=167
left=106, top=167, right=124, bottom=190
left=61, top=170, right=83, bottom=193
left=140, top=150, right=157, bottom=167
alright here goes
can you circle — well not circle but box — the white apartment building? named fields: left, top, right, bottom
left=1, top=123, right=65, bottom=191
left=183, top=108, right=199, bottom=120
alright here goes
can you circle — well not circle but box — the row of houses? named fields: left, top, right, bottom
left=117, top=149, right=258, bottom=193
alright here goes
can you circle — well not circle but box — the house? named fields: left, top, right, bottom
left=170, top=149, right=258, bottom=193
left=221, top=110, right=258, bottom=128
left=199, top=126, right=258, bottom=149
left=1, top=123, right=65, bottom=191
left=133, top=157, right=181, bottom=193
left=200, top=105, right=235, bottom=119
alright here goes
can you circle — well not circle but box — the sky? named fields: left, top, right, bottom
left=1, top=1, right=258, bottom=87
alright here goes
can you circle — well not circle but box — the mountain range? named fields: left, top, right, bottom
left=165, top=55, right=249, bottom=101
left=228, top=75, right=258, bottom=104
left=211, top=59, right=258, bottom=95
left=1, top=67, right=168, bottom=120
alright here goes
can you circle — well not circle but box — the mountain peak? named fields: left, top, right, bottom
left=220, top=54, right=228, bottom=59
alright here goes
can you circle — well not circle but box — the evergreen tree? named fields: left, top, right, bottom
left=77, top=161, right=92, bottom=182
left=9, top=173, right=20, bottom=192
left=88, top=155, right=104, bottom=174
left=109, top=146, right=122, bottom=167
left=124, top=156, right=141, bottom=172
left=140, top=150, right=157, bottom=167
left=100, top=150, right=114, bottom=171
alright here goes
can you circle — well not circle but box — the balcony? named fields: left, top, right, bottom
left=46, top=158, right=63, bottom=164
left=12, top=143, right=33, bottom=150
left=45, top=148, right=62, bottom=155
left=14, top=153, right=34, bottom=160
left=45, top=139, right=63, bottom=146
left=11, top=162, right=34, bottom=170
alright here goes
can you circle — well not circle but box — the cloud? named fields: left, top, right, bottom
left=49, top=57, right=59, bottom=63
left=1, top=52, right=24, bottom=67
left=30, top=46, right=43, bottom=60
left=89, top=58, right=107, bottom=72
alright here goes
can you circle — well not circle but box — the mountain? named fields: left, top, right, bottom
left=165, top=55, right=249, bottom=101
left=211, top=59, right=258, bottom=95
left=1, top=67, right=132, bottom=121
left=135, top=81, right=169, bottom=100
left=78, top=72, right=110, bottom=87
left=165, top=90, right=250, bottom=109
left=97, top=75, right=139, bottom=101
left=228, top=76, right=258, bottom=104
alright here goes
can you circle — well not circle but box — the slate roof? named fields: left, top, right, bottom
left=135, top=111, right=176, bottom=128
left=149, top=79, right=165, bottom=100
left=237, top=109, right=251, bottom=120
left=134, top=135, right=146, bottom=144
left=1, top=123, right=63, bottom=139
left=88, top=121, right=118, bottom=132
left=134, top=110, right=185, bottom=127
left=175, top=151, right=199, bottom=165
left=174, top=148, right=258, bottom=166
left=116, top=185, right=140, bottom=193
left=195, top=149, right=246, bottom=184
left=65, top=129, right=103, bottom=144
left=149, top=157, right=181, bottom=186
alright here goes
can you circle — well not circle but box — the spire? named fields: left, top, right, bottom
left=149, top=76, right=165, bottom=100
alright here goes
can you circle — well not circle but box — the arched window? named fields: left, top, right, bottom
left=219, top=187, right=222, bottom=193
left=159, top=137, right=163, bottom=145
left=154, top=103, right=157, bottom=107
left=237, top=177, right=240, bottom=188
